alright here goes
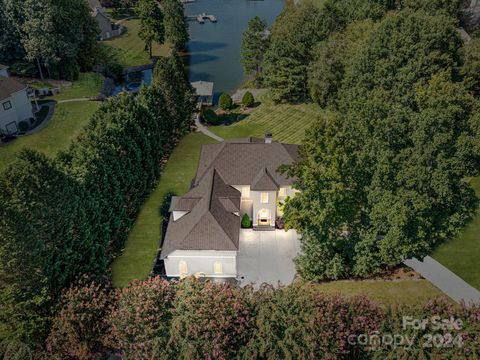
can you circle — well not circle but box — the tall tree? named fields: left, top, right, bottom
left=21, top=0, right=57, bottom=80
left=137, top=0, right=165, bottom=58
left=240, top=16, right=269, bottom=87
left=163, top=0, right=189, bottom=50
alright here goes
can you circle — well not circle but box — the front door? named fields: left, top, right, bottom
left=258, top=208, right=270, bottom=226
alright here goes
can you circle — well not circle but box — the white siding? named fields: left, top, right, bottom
left=164, top=250, right=237, bottom=278
left=252, top=190, right=277, bottom=226
left=0, top=89, right=33, bottom=133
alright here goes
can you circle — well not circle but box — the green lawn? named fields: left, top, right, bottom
left=315, top=280, right=448, bottom=307
left=432, top=177, right=480, bottom=290
left=209, top=101, right=323, bottom=144
left=104, top=19, right=171, bottom=67
left=0, top=102, right=101, bottom=172
left=111, top=133, right=217, bottom=287
left=48, top=73, right=104, bottom=101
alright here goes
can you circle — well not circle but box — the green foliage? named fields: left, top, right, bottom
left=285, top=8, right=480, bottom=280
left=0, top=54, right=194, bottom=346
left=218, top=93, right=233, bottom=110
left=136, top=0, right=164, bottom=58
left=462, top=38, right=480, bottom=96
left=264, top=0, right=392, bottom=103
left=240, top=16, right=269, bottom=87
left=242, top=91, right=255, bottom=107
left=241, top=213, right=252, bottom=228
left=46, top=276, right=113, bottom=359
left=163, top=0, right=189, bottom=49
left=201, top=108, right=218, bottom=125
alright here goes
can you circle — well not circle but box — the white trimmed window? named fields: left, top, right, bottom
left=241, top=186, right=250, bottom=198
left=214, top=262, right=223, bottom=275
left=2, top=101, right=12, bottom=111
left=261, top=192, right=269, bottom=203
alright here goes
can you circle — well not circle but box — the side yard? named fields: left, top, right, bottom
left=432, top=177, right=480, bottom=290
left=104, top=19, right=171, bottom=67
left=111, top=133, right=217, bottom=287
left=210, top=101, right=323, bottom=144
left=0, top=102, right=101, bottom=171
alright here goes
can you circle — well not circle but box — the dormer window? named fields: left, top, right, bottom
left=261, top=192, right=269, bottom=203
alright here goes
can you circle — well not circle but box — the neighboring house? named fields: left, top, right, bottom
left=0, top=66, right=34, bottom=135
left=191, top=81, right=214, bottom=106
left=161, top=134, right=299, bottom=278
left=87, top=0, right=122, bottom=41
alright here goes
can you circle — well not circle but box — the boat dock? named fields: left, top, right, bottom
left=194, top=13, right=217, bottom=23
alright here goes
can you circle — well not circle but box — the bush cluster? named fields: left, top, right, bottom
left=44, top=278, right=480, bottom=359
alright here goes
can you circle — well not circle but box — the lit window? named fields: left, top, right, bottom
left=179, top=260, right=188, bottom=275
left=261, top=192, right=269, bottom=203
left=214, top=262, right=223, bottom=274
left=241, top=186, right=250, bottom=198
left=2, top=101, right=12, bottom=111
left=279, top=187, right=286, bottom=197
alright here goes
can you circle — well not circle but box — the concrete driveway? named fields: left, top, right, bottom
left=237, top=229, right=301, bottom=288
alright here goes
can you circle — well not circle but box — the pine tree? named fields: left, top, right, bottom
left=240, top=16, right=269, bottom=87
left=163, top=0, right=189, bottom=50
left=137, top=0, right=165, bottom=58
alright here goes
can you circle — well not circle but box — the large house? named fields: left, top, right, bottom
left=0, top=65, right=34, bottom=135
left=161, top=134, right=299, bottom=279
left=87, top=0, right=122, bottom=41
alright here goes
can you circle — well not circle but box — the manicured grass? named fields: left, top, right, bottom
left=432, top=177, right=480, bottom=290
left=111, top=132, right=217, bottom=287
left=210, top=100, right=323, bottom=145
left=48, top=73, right=104, bottom=101
left=0, top=102, right=100, bottom=172
left=315, top=279, right=449, bottom=307
left=104, top=19, right=171, bottom=67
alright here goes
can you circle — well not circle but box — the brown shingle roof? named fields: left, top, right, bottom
left=161, top=169, right=241, bottom=257
left=0, top=76, right=26, bottom=101
left=195, top=139, right=299, bottom=187
left=251, top=168, right=279, bottom=191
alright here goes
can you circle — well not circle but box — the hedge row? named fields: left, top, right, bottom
left=44, top=277, right=480, bottom=360
left=0, top=53, right=195, bottom=346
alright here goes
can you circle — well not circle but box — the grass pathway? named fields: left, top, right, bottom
left=111, top=133, right=217, bottom=287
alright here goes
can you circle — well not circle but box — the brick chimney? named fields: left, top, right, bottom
left=265, top=132, right=272, bottom=144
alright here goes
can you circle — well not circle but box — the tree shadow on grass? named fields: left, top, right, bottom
left=216, top=112, right=249, bottom=126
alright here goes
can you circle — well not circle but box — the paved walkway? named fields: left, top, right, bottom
left=404, top=256, right=480, bottom=305
left=194, top=114, right=224, bottom=142
left=57, top=98, right=91, bottom=104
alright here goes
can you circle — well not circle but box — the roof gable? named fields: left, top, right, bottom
left=251, top=168, right=279, bottom=191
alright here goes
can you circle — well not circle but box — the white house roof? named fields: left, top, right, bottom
left=191, top=81, right=214, bottom=97
left=0, top=76, right=26, bottom=101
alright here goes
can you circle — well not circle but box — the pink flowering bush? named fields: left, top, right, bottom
left=169, top=278, right=254, bottom=360
left=243, top=283, right=384, bottom=359
left=106, top=277, right=175, bottom=359
left=46, top=276, right=112, bottom=360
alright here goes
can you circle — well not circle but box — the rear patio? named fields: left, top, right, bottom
left=237, top=229, right=301, bottom=288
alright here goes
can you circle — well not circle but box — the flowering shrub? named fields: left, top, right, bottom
left=106, top=277, right=175, bottom=360
left=46, top=276, right=112, bottom=360
left=169, top=279, right=254, bottom=360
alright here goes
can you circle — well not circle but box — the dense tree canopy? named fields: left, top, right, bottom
left=0, top=0, right=98, bottom=80
left=283, top=7, right=480, bottom=280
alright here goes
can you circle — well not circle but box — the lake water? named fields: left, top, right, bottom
left=185, top=0, right=285, bottom=99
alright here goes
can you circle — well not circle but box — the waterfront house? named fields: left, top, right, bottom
left=161, top=134, right=299, bottom=279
